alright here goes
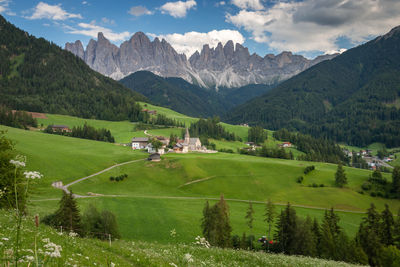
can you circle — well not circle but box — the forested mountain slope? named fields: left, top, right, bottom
left=226, top=26, right=400, bottom=147
left=0, top=15, right=146, bottom=121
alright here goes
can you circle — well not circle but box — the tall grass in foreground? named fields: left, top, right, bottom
left=0, top=210, right=365, bottom=267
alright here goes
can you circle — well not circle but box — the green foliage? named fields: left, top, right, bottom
left=0, top=132, right=26, bottom=211
left=109, top=174, right=128, bottom=182
left=247, top=126, right=267, bottom=145
left=304, top=165, right=315, bottom=174
left=226, top=28, right=400, bottom=148
left=335, top=164, right=347, bottom=187
left=0, top=105, right=37, bottom=129
left=239, top=146, right=293, bottom=160
left=393, top=166, right=400, bottom=196
left=275, top=203, right=297, bottom=254
left=201, top=195, right=232, bottom=248
left=44, top=123, right=115, bottom=143
left=189, top=117, right=240, bottom=141
left=274, top=129, right=347, bottom=164
left=82, top=204, right=120, bottom=240
left=0, top=15, right=147, bottom=122
left=245, top=202, right=254, bottom=230
left=45, top=191, right=83, bottom=236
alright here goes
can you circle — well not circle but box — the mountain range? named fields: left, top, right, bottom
left=0, top=15, right=146, bottom=121
left=226, top=25, right=400, bottom=147
left=65, top=32, right=337, bottom=89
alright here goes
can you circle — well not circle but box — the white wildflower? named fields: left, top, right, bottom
left=10, top=155, right=26, bottom=168
left=24, top=171, right=42, bottom=179
left=169, top=263, right=178, bottom=267
left=24, top=255, right=34, bottom=262
left=194, top=236, right=210, bottom=248
left=1, top=237, right=9, bottom=241
left=110, top=262, right=115, bottom=267
left=69, top=231, right=78, bottom=237
left=184, top=253, right=194, bottom=263
left=0, top=188, right=6, bottom=198
left=44, top=241, right=62, bottom=258
left=0, top=242, right=3, bottom=246
left=170, top=228, right=177, bottom=238
left=42, top=238, right=50, bottom=243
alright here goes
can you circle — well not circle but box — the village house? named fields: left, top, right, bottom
left=148, top=153, right=161, bottom=162
left=131, top=137, right=149, bottom=149
left=51, top=125, right=72, bottom=133
left=278, top=142, right=292, bottom=148
left=142, top=109, right=157, bottom=115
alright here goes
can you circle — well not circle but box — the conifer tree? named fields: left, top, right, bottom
left=264, top=199, right=276, bottom=249
left=201, top=201, right=212, bottom=242
left=312, top=218, right=321, bottom=256
left=213, top=194, right=232, bottom=247
left=335, top=164, right=347, bottom=187
left=392, top=166, right=400, bottom=196
left=381, top=204, right=395, bottom=246
left=54, top=191, right=82, bottom=235
left=357, top=203, right=383, bottom=266
left=245, top=201, right=254, bottom=230
left=275, top=202, right=297, bottom=254
left=294, top=216, right=317, bottom=257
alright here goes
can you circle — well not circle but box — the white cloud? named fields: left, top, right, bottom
left=27, top=2, right=82, bottom=20
left=160, top=0, right=196, bottom=18
left=216, top=1, right=226, bottom=7
left=231, top=0, right=264, bottom=10
left=149, top=29, right=245, bottom=57
left=0, top=0, right=10, bottom=14
left=68, top=22, right=130, bottom=42
left=82, top=1, right=88, bottom=4
left=226, top=0, right=400, bottom=54
left=128, top=5, right=153, bottom=16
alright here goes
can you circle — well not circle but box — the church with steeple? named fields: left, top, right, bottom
left=173, top=128, right=202, bottom=153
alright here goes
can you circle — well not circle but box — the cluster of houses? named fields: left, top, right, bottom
left=50, top=125, right=72, bottom=133
left=343, top=148, right=395, bottom=170
left=132, top=128, right=216, bottom=160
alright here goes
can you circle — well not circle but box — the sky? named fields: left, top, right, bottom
left=2, top=0, right=400, bottom=58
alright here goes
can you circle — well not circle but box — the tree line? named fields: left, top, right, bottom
left=189, top=117, right=241, bottom=141
left=42, top=191, right=120, bottom=240
left=239, top=146, right=293, bottom=160
left=201, top=195, right=400, bottom=266
left=273, top=128, right=347, bottom=164
left=44, top=123, right=115, bottom=143
left=0, top=105, right=37, bottom=129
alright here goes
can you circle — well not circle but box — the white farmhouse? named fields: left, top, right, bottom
left=131, top=137, right=149, bottom=149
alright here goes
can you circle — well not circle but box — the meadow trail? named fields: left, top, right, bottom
left=53, top=158, right=146, bottom=196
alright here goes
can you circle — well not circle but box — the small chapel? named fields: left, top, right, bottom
left=173, top=128, right=203, bottom=153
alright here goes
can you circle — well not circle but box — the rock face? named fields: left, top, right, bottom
left=65, top=32, right=337, bottom=88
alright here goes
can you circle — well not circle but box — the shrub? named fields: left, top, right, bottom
left=110, top=176, right=114, bottom=181
left=370, top=192, right=376, bottom=197
left=319, top=184, right=324, bottom=187
left=304, top=165, right=315, bottom=174
left=361, top=182, right=372, bottom=191
left=296, top=176, right=304, bottom=183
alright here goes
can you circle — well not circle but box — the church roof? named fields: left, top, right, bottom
left=189, top=138, right=200, bottom=145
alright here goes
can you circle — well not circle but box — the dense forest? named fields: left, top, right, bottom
left=273, top=129, right=347, bottom=164
left=0, top=105, right=37, bottom=129
left=44, top=123, right=115, bottom=143
left=188, top=117, right=240, bottom=141
left=226, top=26, right=400, bottom=147
left=0, top=15, right=147, bottom=122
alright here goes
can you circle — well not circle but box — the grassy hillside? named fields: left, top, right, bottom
left=0, top=210, right=361, bottom=267
left=2, top=125, right=399, bottom=244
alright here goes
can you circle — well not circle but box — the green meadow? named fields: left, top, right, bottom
left=3, top=120, right=399, bottom=244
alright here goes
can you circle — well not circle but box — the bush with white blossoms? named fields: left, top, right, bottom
left=43, top=239, right=62, bottom=258
left=184, top=253, right=194, bottom=263
left=194, top=236, right=210, bottom=248
left=24, top=171, right=43, bottom=179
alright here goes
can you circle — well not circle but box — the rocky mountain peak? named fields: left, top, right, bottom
left=65, top=31, right=337, bottom=88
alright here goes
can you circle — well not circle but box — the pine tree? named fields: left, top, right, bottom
left=381, top=204, right=394, bottom=246
left=274, top=202, right=297, bottom=254
left=201, top=201, right=212, bottom=242
left=357, top=203, right=383, bottom=266
left=312, top=218, right=321, bottom=256
left=392, top=166, right=400, bottom=197
left=213, top=194, right=232, bottom=247
left=264, top=199, right=276, bottom=251
left=245, top=201, right=254, bottom=230
left=54, top=191, right=82, bottom=235
left=294, top=216, right=317, bottom=257
left=335, top=164, right=347, bottom=187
